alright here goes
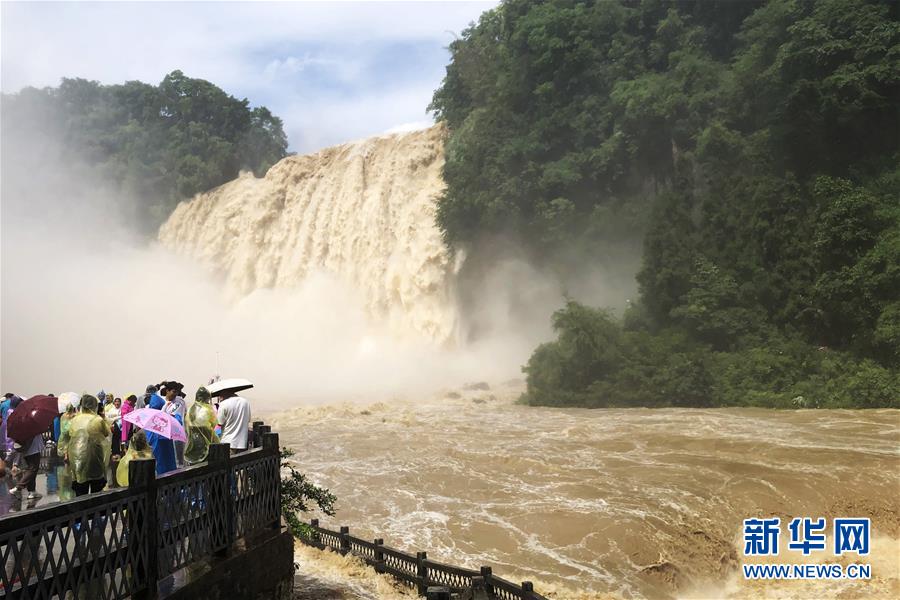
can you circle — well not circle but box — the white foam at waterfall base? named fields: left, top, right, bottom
left=1, top=226, right=534, bottom=403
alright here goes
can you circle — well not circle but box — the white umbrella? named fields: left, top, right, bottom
left=207, top=378, right=254, bottom=397
left=58, top=392, right=81, bottom=413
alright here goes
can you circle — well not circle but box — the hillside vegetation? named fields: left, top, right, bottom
left=2, top=70, right=288, bottom=229
left=431, top=0, right=900, bottom=408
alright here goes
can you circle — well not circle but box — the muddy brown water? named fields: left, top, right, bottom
left=270, top=382, right=900, bottom=599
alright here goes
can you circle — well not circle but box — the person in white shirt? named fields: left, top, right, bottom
left=162, top=383, right=186, bottom=420
left=216, top=391, right=251, bottom=452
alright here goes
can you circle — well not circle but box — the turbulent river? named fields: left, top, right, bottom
left=269, top=382, right=900, bottom=600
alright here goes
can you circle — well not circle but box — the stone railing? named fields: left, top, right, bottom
left=298, top=520, right=549, bottom=600
left=0, top=421, right=280, bottom=599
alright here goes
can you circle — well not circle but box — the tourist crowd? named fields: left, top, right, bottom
left=0, top=380, right=251, bottom=505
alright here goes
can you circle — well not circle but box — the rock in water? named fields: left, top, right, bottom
left=158, top=125, right=460, bottom=342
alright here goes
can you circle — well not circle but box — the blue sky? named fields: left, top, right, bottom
left=1, top=1, right=496, bottom=152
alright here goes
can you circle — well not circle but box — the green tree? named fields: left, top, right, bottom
left=438, top=1, right=900, bottom=409
left=2, top=70, right=289, bottom=231
left=280, top=448, right=337, bottom=539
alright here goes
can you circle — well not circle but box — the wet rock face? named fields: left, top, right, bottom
left=160, top=529, right=296, bottom=600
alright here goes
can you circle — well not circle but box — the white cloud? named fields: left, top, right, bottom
left=278, top=83, right=439, bottom=152
left=1, top=1, right=497, bottom=152
left=262, top=54, right=364, bottom=86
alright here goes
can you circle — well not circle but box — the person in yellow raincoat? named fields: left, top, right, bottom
left=184, top=386, right=219, bottom=464
left=56, top=403, right=78, bottom=456
left=116, top=429, right=154, bottom=486
left=57, top=395, right=111, bottom=496
left=55, top=402, right=79, bottom=500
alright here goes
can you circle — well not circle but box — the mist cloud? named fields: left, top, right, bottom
left=0, top=117, right=547, bottom=407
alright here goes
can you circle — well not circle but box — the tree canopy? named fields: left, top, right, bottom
left=432, top=0, right=899, bottom=408
left=2, top=70, right=288, bottom=230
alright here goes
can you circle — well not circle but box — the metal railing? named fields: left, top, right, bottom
left=0, top=421, right=281, bottom=600
left=297, top=520, right=548, bottom=600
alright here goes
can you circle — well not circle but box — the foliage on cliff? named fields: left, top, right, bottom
left=432, top=0, right=900, bottom=407
left=521, top=300, right=899, bottom=408
left=281, top=448, right=336, bottom=538
left=2, top=70, right=288, bottom=229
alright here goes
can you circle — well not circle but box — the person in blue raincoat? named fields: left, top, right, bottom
left=145, top=388, right=177, bottom=475
left=0, top=393, right=12, bottom=459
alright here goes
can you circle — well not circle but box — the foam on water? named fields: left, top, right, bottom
left=293, top=543, right=418, bottom=599
left=270, top=384, right=900, bottom=599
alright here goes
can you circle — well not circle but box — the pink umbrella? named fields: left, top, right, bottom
left=122, top=408, right=187, bottom=442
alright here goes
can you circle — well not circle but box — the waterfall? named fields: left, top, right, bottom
left=158, top=125, right=460, bottom=342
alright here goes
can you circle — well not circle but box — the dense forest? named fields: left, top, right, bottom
left=431, top=0, right=899, bottom=408
left=1, top=70, right=288, bottom=229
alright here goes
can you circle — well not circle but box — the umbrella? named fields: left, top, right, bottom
left=122, top=408, right=187, bottom=442
left=58, top=392, right=81, bottom=413
left=207, top=378, right=254, bottom=397
left=7, top=395, right=59, bottom=443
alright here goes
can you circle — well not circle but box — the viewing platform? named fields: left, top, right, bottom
left=0, top=423, right=292, bottom=600
left=1, top=422, right=548, bottom=600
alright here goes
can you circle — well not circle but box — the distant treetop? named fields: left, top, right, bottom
left=2, top=70, right=288, bottom=230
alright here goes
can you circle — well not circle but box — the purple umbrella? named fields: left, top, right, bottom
left=7, top=395, right=58, bottom=442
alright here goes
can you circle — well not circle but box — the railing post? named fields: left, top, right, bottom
left=470, top=576, right=489, bottom=600
left=522, top=581, right=534, bottom=599
left=252, top=421, right=264, bottom=448
left=310, top=518, right=320, bottom=545
left=129, top=458, right=158, bottom=600
left=480, top=566, right=494, bottom=596
left=262, top=431, right=278, bottom=451
left=339, top=526, right=351, bottom=554
left=416, top=551, right=428, bottom=595
left=373, top=538, right=385, bottom=573
left=208, top=442, right=234, bottom=555
left=262, top=432, right=281, bottom=528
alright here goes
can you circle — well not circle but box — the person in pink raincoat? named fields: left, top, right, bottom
left=120, top=395, right=136, bottom=448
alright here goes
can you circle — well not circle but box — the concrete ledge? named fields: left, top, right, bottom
left=159, top=527, right=295, bottom=600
